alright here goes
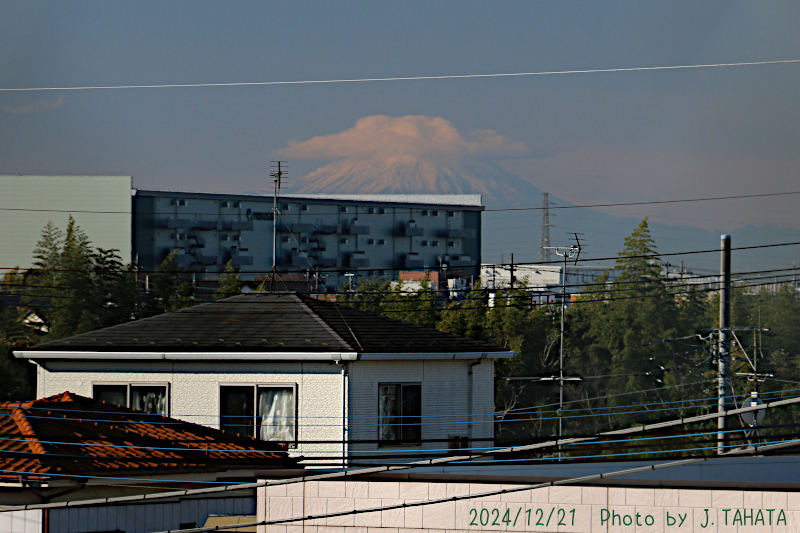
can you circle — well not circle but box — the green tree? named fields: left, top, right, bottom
left=337, top=276, right=439, bottom=328
left=215, top=260, right=243, bottom=300
left=149, top=249, right=196, bottom=312
left=565, top=219, right=711, bottom=438
left=22, top=217, right=142, bottom=340
left=0, top=270, right=36, bottom=400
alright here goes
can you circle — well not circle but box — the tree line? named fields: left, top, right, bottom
left=0, top=217, right=241, bottom=400
left=339, top=219, right=800, bottom=455
left=2, top=218, right=799, bottom=458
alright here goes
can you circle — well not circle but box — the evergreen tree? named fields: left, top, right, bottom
left=149, top=249, right=196, bottom=312
left=566, top=219, right=710, bottom=437
left=215, top=260, right=243, bottom=300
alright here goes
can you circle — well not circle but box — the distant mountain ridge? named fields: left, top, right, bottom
left=282, top=156, right=800, bottom=273
left=292, top=156, right=543, bottom=203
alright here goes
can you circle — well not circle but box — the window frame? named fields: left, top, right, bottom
left=92, top=382, right=170, bottom=416
left=219, top=383, right=298, bottom=446
left=378, top=382, right=422, bottom=445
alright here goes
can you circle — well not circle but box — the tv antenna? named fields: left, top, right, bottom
left=270, top=161, right=288, bottom=272
left=258, top=161, right=288, bottom=293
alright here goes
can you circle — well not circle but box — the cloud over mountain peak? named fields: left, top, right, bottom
left=277, top=115, right=528, bottom=161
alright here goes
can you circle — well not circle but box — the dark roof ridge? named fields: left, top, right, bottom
left=292, top=294, right=354, bottom=351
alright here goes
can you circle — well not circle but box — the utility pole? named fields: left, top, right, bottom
left=718, top=234, right=731, bottom=455
left=545, top=233, right=583, bottom=459
left=509, top=253, right=515, bottom=288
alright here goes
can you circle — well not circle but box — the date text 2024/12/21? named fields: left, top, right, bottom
left=465, top=506, right=788, bottom=529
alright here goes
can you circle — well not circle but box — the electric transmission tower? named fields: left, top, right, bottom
left=539, top=192, right=554, bottom=263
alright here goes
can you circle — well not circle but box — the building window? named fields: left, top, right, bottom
left=378, top=208, right=386, bottom=214
left=220, top=385, right=296, bottom=443
left=221, top=201, right=230, bottom=208
left=448, top=241, right=456, bottom=248
left=340, top=238, right=348, bottom=244
left=93, top=384, right=169, bottom=415
left=367, top=238, right=375, bottom=245
left=301, top=204, right=309, bottom=212
left=432, top=240, right=440, bottom=247
left=421, top=240, right=429, bottom=247
left=340, top=206, right=349, bottom=213
left=233, top=201, right=241, bottom=208
left=378, top=239, right=386, bottom=245
left=177, top=233, right=187, bottom=240
left=173, top=199, right=187, bottom=206
left=221, top=234, right=230, bottom=241
left=431, top=210, right=439, bottom=217
left=447, top=211, right=455, bottom=217
left=379, top=383, right=421, bottom=443
left=282, top=236, right=290, bottom=243
left=421, top=210, right=428, bottom=216
left=367, top=207, right=375, bottom=214
left=232, top=234, right=241, bottom=241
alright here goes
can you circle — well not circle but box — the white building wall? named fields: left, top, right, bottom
left=36, top=357, right=495, bottom=463
left=0, top=509, right=41, bottom=533
left=347, top=359, right=495, bottom=460
left=36, top=360, right=343, bottom=461
left=0, top=175, right=132, bottom=270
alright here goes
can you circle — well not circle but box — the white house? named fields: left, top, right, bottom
left=15, top=292, right=516, bottom=464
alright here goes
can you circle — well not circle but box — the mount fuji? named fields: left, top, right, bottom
left=291, top=155, right=544, bottom=204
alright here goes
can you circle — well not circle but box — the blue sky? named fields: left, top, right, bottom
left=2, top=1, right=800, bottom=233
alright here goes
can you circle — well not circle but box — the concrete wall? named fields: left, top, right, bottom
left=0, top=175, right=132, bottom=270
left=259, top=480, right=800, bottom=533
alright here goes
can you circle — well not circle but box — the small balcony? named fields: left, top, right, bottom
left=161, top=218, right=192, bottom=229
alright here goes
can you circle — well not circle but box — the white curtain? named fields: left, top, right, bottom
left=258, top=388, right=295, bottom=442
left=130, top=386, right=167, bottom=415
left=378, top=385, right=399, bottom=441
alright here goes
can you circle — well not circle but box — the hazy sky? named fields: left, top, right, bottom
left=2, top=1, right=800, bottom=233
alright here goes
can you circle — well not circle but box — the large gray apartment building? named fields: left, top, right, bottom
left=133, top=191, right=482, bottom=292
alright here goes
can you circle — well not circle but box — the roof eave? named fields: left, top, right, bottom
left=356, top=351, right=518, bottom=360
left=15, top=350, right=517, bottom=361
left=14, top=350, right=359, bottom=361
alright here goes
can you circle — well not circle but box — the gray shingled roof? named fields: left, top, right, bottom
left=26, top=293, right=510, bottom=356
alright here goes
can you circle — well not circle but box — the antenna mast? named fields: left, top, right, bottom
left=270, top=161, right=287, bottom=272
left=545, top=233, right=583, bottom=459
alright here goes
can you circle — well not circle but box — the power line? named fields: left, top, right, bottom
left=3, top=190, right=800, bottom=217
left=152, top=437, right=800, bottom=533
left=2, top=59, right=799, bottom=93
left=2, top=394, right=796, bottom=514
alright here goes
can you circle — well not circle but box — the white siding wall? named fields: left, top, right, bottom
left=36, top=357, right=495, bottom=463
left=347, top=359, right=494, bottom=460
left=37, top=360, right=344, bottom=461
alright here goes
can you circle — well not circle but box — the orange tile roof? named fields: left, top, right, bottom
left=0, top=392, right=296, bottom=482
